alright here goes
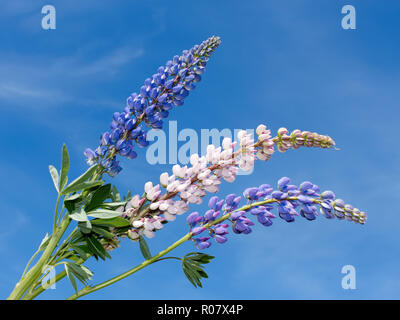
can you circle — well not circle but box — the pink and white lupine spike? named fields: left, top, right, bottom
left=122, top=124, right=336, bottom=240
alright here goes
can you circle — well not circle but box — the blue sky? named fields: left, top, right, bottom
left=0, top=0, right=399, bottom=299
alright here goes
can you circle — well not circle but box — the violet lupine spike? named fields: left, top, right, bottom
left=118, top=125, right=337, bottom=241
left=186, top=177, right=366, bottom=250
left=84, top=36, right=221, bottom=176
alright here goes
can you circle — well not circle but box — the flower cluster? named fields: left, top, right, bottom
left=273, top=127, right=336, bottom=153
left=84, top=36, right=221, bottom=176
left=186, top=177, right=366, bottom=250
left=117, top=125, right=337, bottom=241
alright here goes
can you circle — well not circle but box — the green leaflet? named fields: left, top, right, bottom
left=91, top=217, right=131, bottom=228
left=60, top=164, right=99, bottom=195
left=70, top=244, right=91, bottom=260
left=48, top=165, right=59, bottom=193
left=59, top=144, right=70, bottom=191
left=68, top=262, right=93, bottom=282
left=139, top=236, right=152, bottom=260
left=61, top=181, right=103, bottom=196
left=78, top=220, right=92, bottom=234
left=124, top=190, right=132, bottom=201
left=110, top=185, right=121, bottom=202
left=99, top=201, right=127, bottom=209
left=87, top=209, right=122, bottom=219
left=85, top=184, right=111, bottom=212
left=65, top=263, right=77, bottom=292
left=65, top=194, right=81, bottom=201
left=69, top=208, right=88, bottom=222
left=64, top=194, right=82, bottom=213
left=91, top=226, right=115, bottom=239
left=65, top=262, right=94, bottom=293
left=38, top=233, right=51, bottom=251
left=85, top=235, right=110, bottom=261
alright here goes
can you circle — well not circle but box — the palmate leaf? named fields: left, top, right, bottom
left=181, top=252, right=214, bottom=288
left=85, top=235, right=111, bottom=261
left=65, top=262, right=94, bottom=293
left=70, top=244, right=91, bottom=260
left=68, top=262, right=93, bottom=282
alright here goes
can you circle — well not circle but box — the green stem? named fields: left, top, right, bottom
left=9, top=169, right=102, bottom=300
left=67, top=233, right=193, bottom=300
left=47, top=226, right=78, bottom=266
left=20, top=248, right=41, bottom=280
left=56, top=205, right=66, bottom=226
left=154, top=257, right=182, bottom=263
left=7, top=216, right=71, bottom=300
left=23, top=257, right=86, bottom=300
left=66, top=198, right=284, bottom=300
left=53, top=194, right=62, bottom=232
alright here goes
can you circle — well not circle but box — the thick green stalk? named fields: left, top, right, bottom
left=7, top=216, right=71, bottom=300
left=8, top=168, right=102, bottom=300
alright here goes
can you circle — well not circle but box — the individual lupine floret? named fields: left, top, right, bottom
left=84, top=36, right=221, bottom=176
left=186, top=177, right=366, bottom=250
left=130, top=215, right=165, bottom=239
left=255, top=124, right=275, bottom=161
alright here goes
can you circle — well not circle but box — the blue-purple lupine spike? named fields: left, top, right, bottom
left=84, top=36, right=221, bottom=176
left=187, top=177, right=367, bottom=250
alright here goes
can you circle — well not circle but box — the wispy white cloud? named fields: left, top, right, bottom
left=0, top=82, right=51, bottom=99
left=0, top=45, right=144, bottom=108
left=61, top=46, right=145, bottom=77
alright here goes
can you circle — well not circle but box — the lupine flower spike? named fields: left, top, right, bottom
left=186, top=177, right=366, bottom=250
left=84, top=36, right=221, bottom=176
